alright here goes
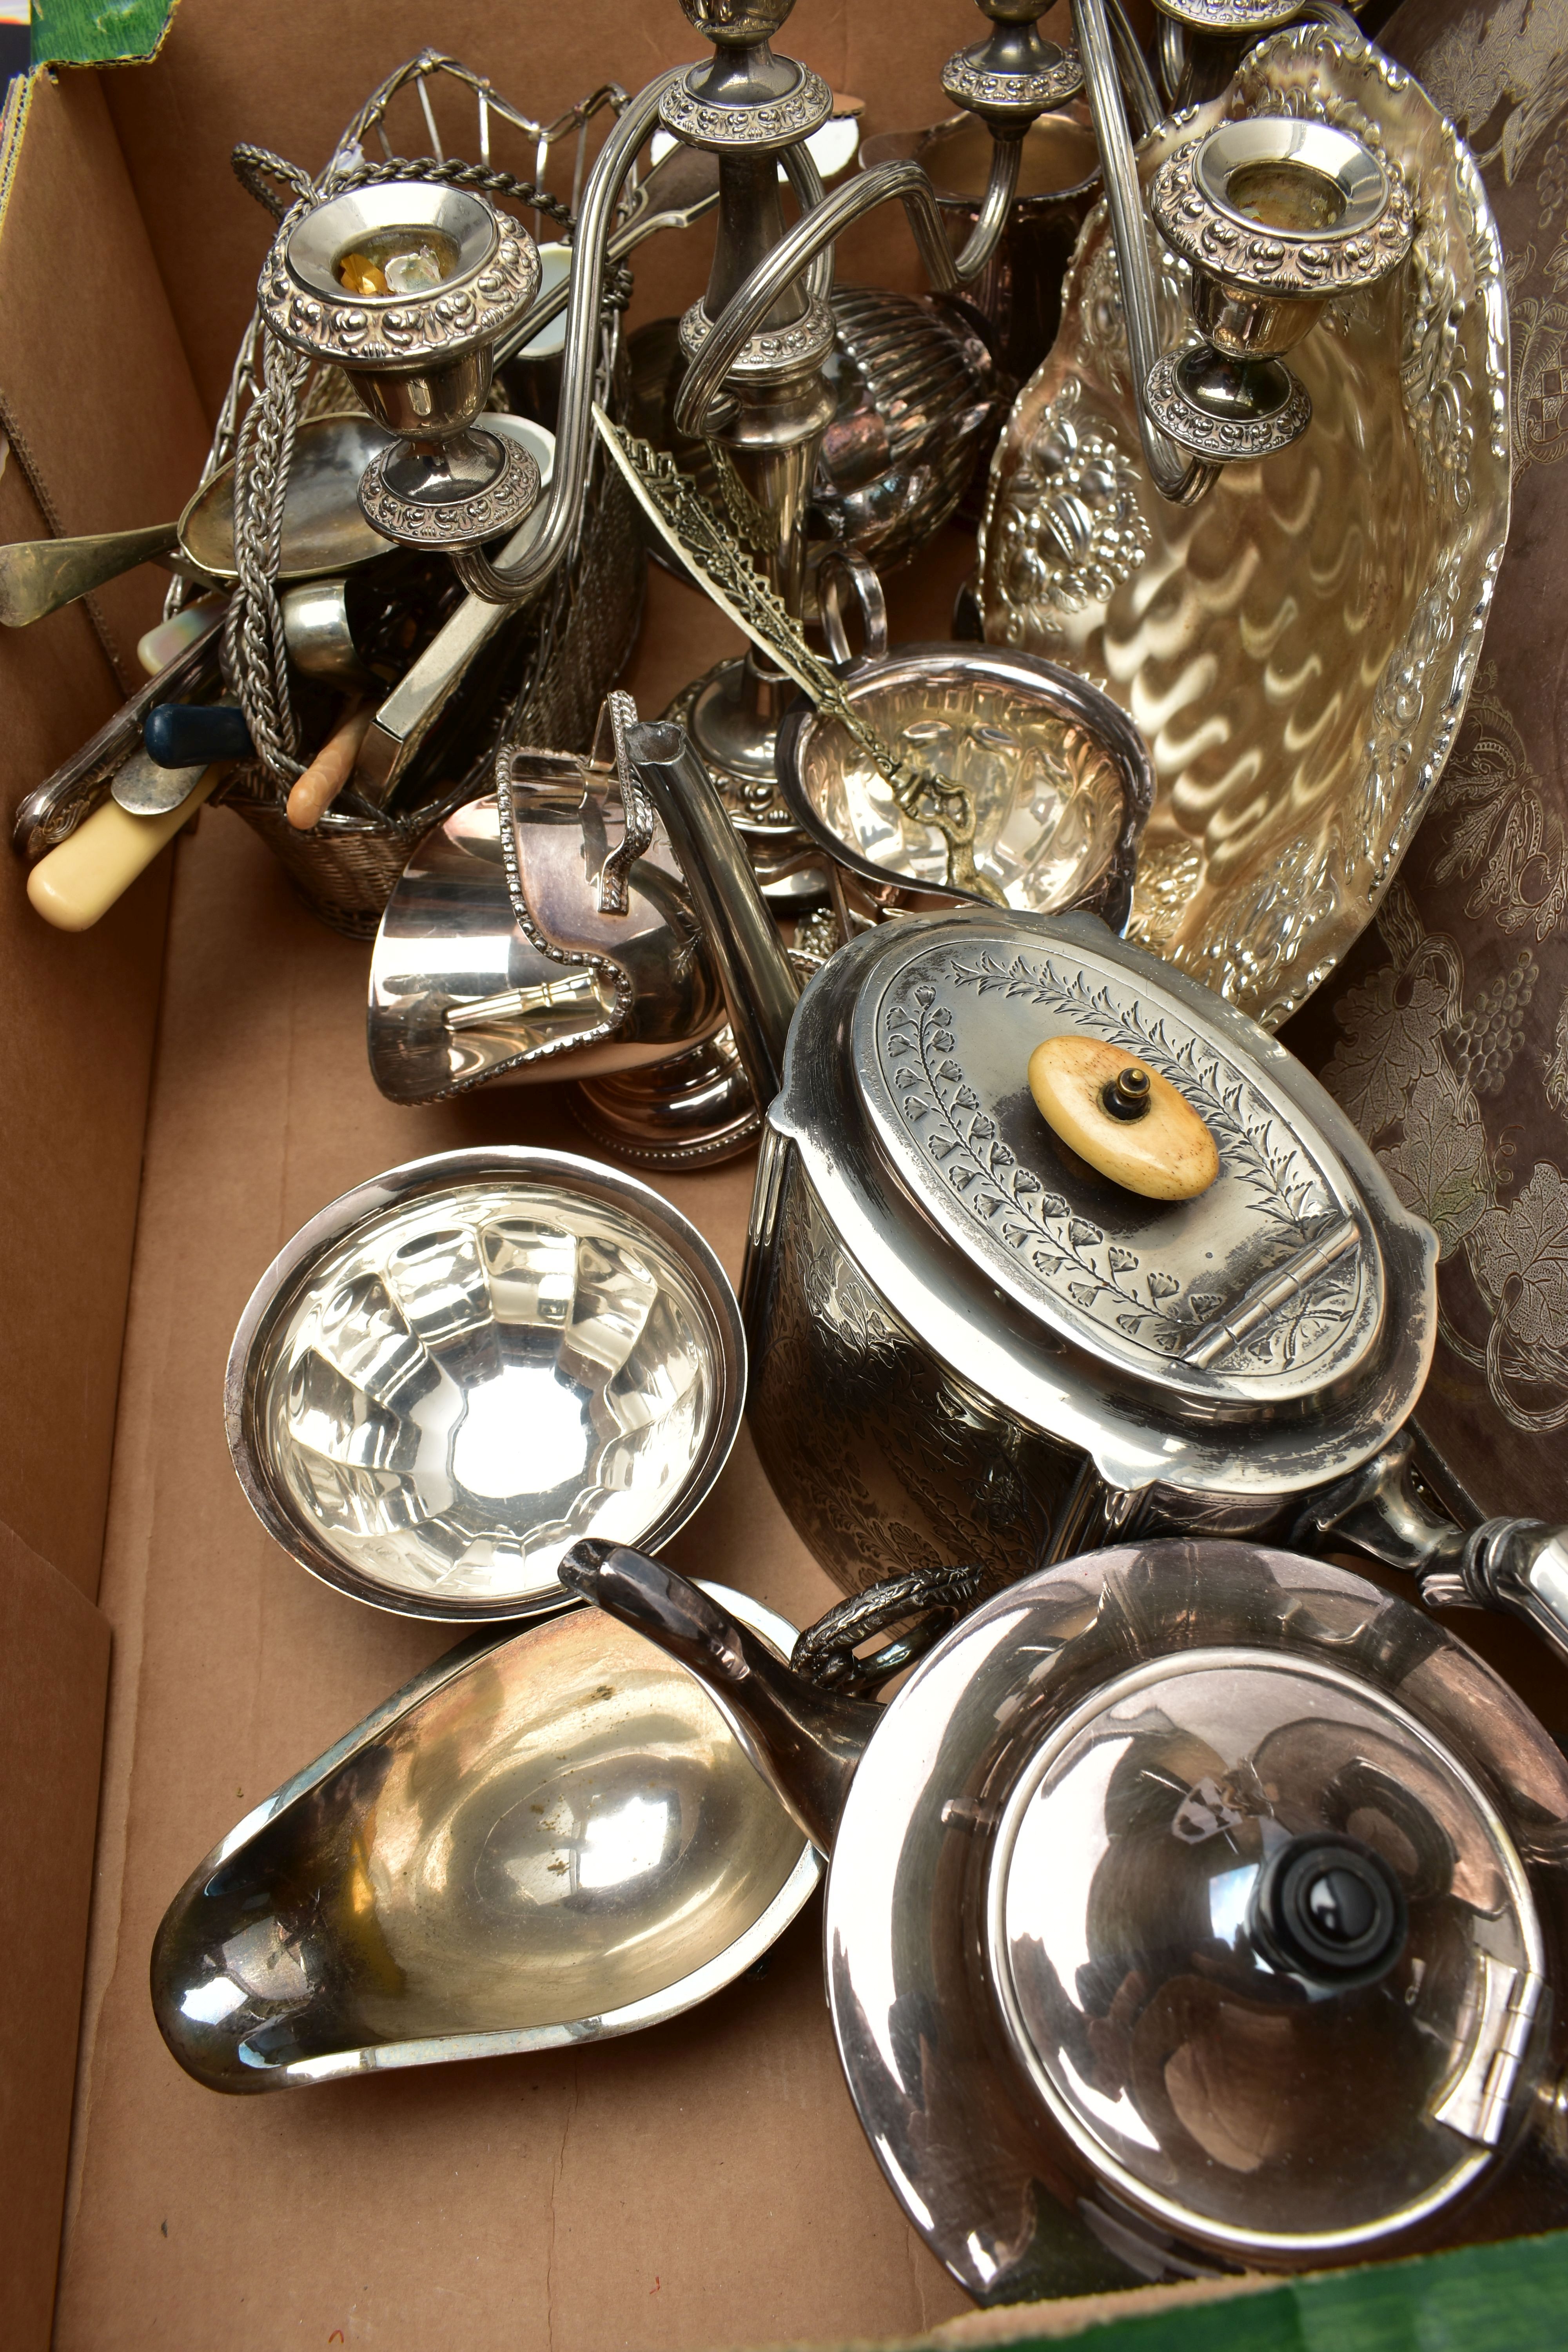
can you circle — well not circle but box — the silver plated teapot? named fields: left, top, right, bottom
left=562, top=1535, right=1568, bottom=2303
left=605, top=708, right=1568, bottom=1665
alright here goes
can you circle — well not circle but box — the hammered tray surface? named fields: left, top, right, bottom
left=979, top=24, right=1510, bottom=1028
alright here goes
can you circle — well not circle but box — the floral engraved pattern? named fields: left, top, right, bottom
left=749, top=1162, right=1080, bottom=1596
left=1322, top=870, right=1568, bottom=1430
left=880, top=950, right=1357, bottom=1378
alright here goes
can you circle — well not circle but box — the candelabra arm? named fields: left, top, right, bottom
left=1105, top=0, right=1163, bottom=137
left=780, top=141, right=834, bottom=307
left=671, top=160, right=961, bottom=441
left=1156, top=12, right=1186, bottom=107
left=452, top=70, right=677, bottom=605
left=1073, top=0, right=1217, bottom=505
left=951, top=135, right=1024, bottom=283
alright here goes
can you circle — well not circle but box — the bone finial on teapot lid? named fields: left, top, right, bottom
left=1028, top=1034, right=1220, bottom=1201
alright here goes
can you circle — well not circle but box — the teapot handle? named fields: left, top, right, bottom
left=559, top=1540, right=878, bottom=1851
left=793, top=1564, right=985, bottom=1698
left=1292, top=1434, right=1568, bottom=1668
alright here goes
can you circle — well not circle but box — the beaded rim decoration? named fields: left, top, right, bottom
left=940, top=47, right=1085, bottom=117
left=659, top=62, right=833, bottom=153
left=1156, top=0, right=1301, bottom=25
left=678, top=292, right=837, bottom=381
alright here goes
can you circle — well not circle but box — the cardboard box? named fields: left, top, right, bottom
left=1, top=6, right=1565, bottom=2349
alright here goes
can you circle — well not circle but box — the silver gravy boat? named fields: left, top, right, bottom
left=601, top=705, right=1568, bottom=1666
left=560, top=1536, right=1568, bottom=2303
left=153, top=1582, right=819, bottom=2091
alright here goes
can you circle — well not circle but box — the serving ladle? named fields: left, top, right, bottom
left=0, top=412, right=399, bottom=629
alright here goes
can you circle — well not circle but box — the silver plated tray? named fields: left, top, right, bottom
left=978, top=25, right=1510, bottom=1027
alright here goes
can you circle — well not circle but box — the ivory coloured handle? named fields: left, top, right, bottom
left=1028, top=1033, right=1220, bottom=1201
left=26, top=764, right=223, bottom=931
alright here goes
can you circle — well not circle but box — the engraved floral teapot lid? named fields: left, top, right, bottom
left=767, top=909, right=1437, bottom=1503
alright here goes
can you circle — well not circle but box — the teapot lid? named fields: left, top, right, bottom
left=854, top=918, right=1380, bottom=1408
left=990, top=1645, right=1544, bottom=2256
left=771, top=911, right=1437, bottom=1500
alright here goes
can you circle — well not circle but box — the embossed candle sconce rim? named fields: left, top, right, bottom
left=265, top=181, right=543, bottom=555
left=1195, top=117, right=1392, bottom=251
left=279, top=184, right=514, bottom=338
left=225, top=1147, right=746, bottom=1622
left=1151, top=114, right=1412, bottom=309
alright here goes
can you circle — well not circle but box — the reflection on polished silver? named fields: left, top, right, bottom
left=775, top=640, right=1152, bottom=933
left=565, top=1538, right=1568, bottom=2297
left=152, top=1583, right=820, bottom=2091
left=263, top=180, right=543, bottom=554
left=414, top=0, right=1100, bottom=906
left=366, top=700, right=803, bottom=1169
left=980, top=26, right=1511, bottom=1025
left=225, top=1149, right=744, bottom=1619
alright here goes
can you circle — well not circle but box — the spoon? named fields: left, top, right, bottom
left=0, top=413, right=398, bottom=629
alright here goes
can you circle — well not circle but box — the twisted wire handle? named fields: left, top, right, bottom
left=222, top=325, right=310, bottom=785
left=792, top=1564, right=987, bottom=1699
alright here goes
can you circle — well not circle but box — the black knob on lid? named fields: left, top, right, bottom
left=1249, top=1832, right=1407, bottom=1989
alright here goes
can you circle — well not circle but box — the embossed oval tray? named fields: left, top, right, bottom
left=978, top=25, right=1510, bottom=1027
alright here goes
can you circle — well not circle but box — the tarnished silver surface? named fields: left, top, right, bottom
left=564, top=1538, right=1568, bottom=2297
left=110, top=750, right=211, bottom=818
left=152, top=1583, right=820, bottom=2092
left=775, top=642, right=1152, bottom=932
left=226, top=1149, right=744, bottom=1619
left=980, top=25, right=1512, bottom=1024
left=741, top=909, right=1437, bottom=1594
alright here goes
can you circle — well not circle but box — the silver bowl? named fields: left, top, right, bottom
left=226, top=1149, right=745, bottom=1620
left=775, top=643, right=1152, bottom=932
left=152, top=1584, right=820, bottom=2091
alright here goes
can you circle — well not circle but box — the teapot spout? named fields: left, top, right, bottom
left=559, top=1540, right=876, bottom=1851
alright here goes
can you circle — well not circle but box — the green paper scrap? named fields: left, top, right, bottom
left=31, top=0, right=176, bottom=68
left=978, top=2232, right=1568, bottom=2352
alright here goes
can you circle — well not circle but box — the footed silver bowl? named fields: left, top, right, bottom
left=775, top=643, right=1151, bottom=932
left=226, top=1149, right=744, bottom=1620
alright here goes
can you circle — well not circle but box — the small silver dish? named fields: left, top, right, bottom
left=226, top=1149, right=744, bottom=1620
left=776, top=641, right=1151, bottom=931
left=152, top=1585, right=820, bottom=2091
